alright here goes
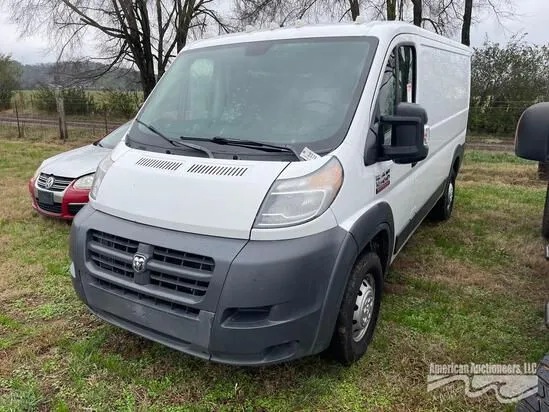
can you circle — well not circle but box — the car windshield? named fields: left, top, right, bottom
left=99, top=121, right=132, bottom=149
left=136, top=37, right=376, bottom=151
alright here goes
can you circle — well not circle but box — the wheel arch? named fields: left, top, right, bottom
left=348, top=202, right=395, bottom=276
left=310, top=202, right=395, bottom=354
left=452, top=143, right=465, bottom=175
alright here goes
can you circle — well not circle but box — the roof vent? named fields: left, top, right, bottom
left=187, top=164, right=248, bottom=177
left=136, top=157, right=183, bottom=171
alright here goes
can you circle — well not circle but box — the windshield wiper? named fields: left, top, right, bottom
left=181, top=136, right=301, bottom=160
left=135, top=119, right=213, bottom=158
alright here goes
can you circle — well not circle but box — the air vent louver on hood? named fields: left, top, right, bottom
left=136, top=157, right=182, bottom=171
left=187, top=164, right=248, bottom=176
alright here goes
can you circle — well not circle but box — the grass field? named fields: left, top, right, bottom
left=0, top=139, right=548, bottom=411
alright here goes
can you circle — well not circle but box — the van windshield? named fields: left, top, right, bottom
left=136, top=37, right=376, bottom=152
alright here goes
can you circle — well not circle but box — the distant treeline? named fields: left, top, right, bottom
left=16, top=60, right=141, bottom=90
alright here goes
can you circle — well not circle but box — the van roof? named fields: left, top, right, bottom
left=185, top=21, right=471, bottom=54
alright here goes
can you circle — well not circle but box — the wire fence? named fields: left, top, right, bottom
left=0, top=90, right=140, bottom=142
left=0, top=92, right=539, bottom=142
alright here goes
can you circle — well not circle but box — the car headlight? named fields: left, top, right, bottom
left=73, top=174, right=95, bottom=190
left=254, top=156, right=343, bottom=228
left=89, top=155, right=114, bottom=200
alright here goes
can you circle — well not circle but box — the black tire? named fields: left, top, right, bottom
left=516, top=355, right=549, bottom=412
left=429, top=169, right=456, bottom=222
left=542, top=183, right=549, bottom=240
left=331, top=252, right=383, bottom=365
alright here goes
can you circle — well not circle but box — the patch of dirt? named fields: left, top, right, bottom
left=460, top=164, right=543, bottom=186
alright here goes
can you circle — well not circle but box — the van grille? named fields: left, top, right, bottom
left=87, top=230, right=214, bottom=300
left=37, top=173, right=73, bottom=191
left=92, top=278, right=199, bottom=318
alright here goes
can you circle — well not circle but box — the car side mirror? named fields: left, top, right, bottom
left=379, top=103, right=429, bottom=164
left=515, top=102, right=549, bottom=162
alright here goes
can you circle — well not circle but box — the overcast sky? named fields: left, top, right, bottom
left=0, top=0, right=547, bottom=64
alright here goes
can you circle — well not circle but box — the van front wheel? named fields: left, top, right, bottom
left=331, top=252, right=382, bottom=364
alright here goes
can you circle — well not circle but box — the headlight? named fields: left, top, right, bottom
left=254, top=157, right=343, bottom=228
left=73, top=174, right=95, bottom=190
left=89, top=155, right=114, bottom=200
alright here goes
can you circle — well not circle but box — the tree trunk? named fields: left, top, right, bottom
left=387, top=0, right=396, bottom=20
left=140, top=68, right=157, bottom=98
left=349, top=0, right=360, bottom=21
left=461, top=0, right=473, bottom=46
left=156, top=0, right=164, bottom=79
left=411, top=0, right=422, bottom=26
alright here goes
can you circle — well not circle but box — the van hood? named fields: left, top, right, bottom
left=91, top=149, right=289, bottom=239
left=41, top=144, right=110, bottom=178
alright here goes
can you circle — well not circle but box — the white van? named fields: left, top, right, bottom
left=69, top=21, right=471, bottom=365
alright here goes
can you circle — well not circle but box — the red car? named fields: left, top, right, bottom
left=29, top=121, right=131, bottom=219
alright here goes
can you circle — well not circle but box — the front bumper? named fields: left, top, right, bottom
left=70, top=206, right=357, bottom=365
left=28, top=178, right=89, bottom=220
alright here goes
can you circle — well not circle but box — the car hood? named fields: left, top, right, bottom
left=91, top=149, right=289, bottom=239
left=40, top=144, right=111, bottom=178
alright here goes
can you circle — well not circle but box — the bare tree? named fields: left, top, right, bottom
left=410, top=0, right=422, bottom=26
left=387, top=0, right=397, bottom=20
left=9, top=0, right=230, bottom=97
left=461, top=0, right=473, bottom=45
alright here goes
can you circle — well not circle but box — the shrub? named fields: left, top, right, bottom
left=33, top=87, right=96, bottom=115
left=0, top=55, right=21, bottom=110
left=101, top=90, right=142, bottom=118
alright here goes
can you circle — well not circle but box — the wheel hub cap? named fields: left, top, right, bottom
left=352, top=274, right=375, bottom=342
left=447, top=182, right=454, bottom=211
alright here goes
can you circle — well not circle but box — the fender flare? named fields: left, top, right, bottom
left=452, top=143, right=465, bottom=174
left=349, top=201, right=395, bottom=267
left=310, top=202, right=394, bottom=354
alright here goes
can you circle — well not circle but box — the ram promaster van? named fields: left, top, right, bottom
left=69, top=21, right=471, bottom=365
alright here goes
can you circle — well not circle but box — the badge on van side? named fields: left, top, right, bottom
left=375, top=169, right=391, bottom=194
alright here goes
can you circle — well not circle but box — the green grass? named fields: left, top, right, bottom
left=0, top=140, right=547, bottom=411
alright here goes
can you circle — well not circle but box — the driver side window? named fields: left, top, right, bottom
left=377, top=45, right=416, bottom=145
left=378, top=51, right=397, bottom=144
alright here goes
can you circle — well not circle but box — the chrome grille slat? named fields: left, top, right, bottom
left=37, top=173, right=74, bottom=192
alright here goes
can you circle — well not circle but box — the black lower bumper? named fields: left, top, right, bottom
left=70, top=206, right=357, bottom=365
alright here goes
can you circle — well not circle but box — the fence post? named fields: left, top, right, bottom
left=56, top=96, right=68, bottom=142
left=14, top=99, right=23, bottom=139
left=104, top=109, right=108, bottom=134
left=539, top=162, right=549, bottom=181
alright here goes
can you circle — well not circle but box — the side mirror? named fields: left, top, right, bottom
left=515, top=102, right=549, bottom=162
left=379, top=103, right=428, bottom=164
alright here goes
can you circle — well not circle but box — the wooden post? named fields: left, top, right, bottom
left=14, top=99, right=22, bottom=139
left=538, top=162, right=549, bottom=181
left=56, top=96, right=68, bottom=142
left=104, top=109, right=108, bottom=134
